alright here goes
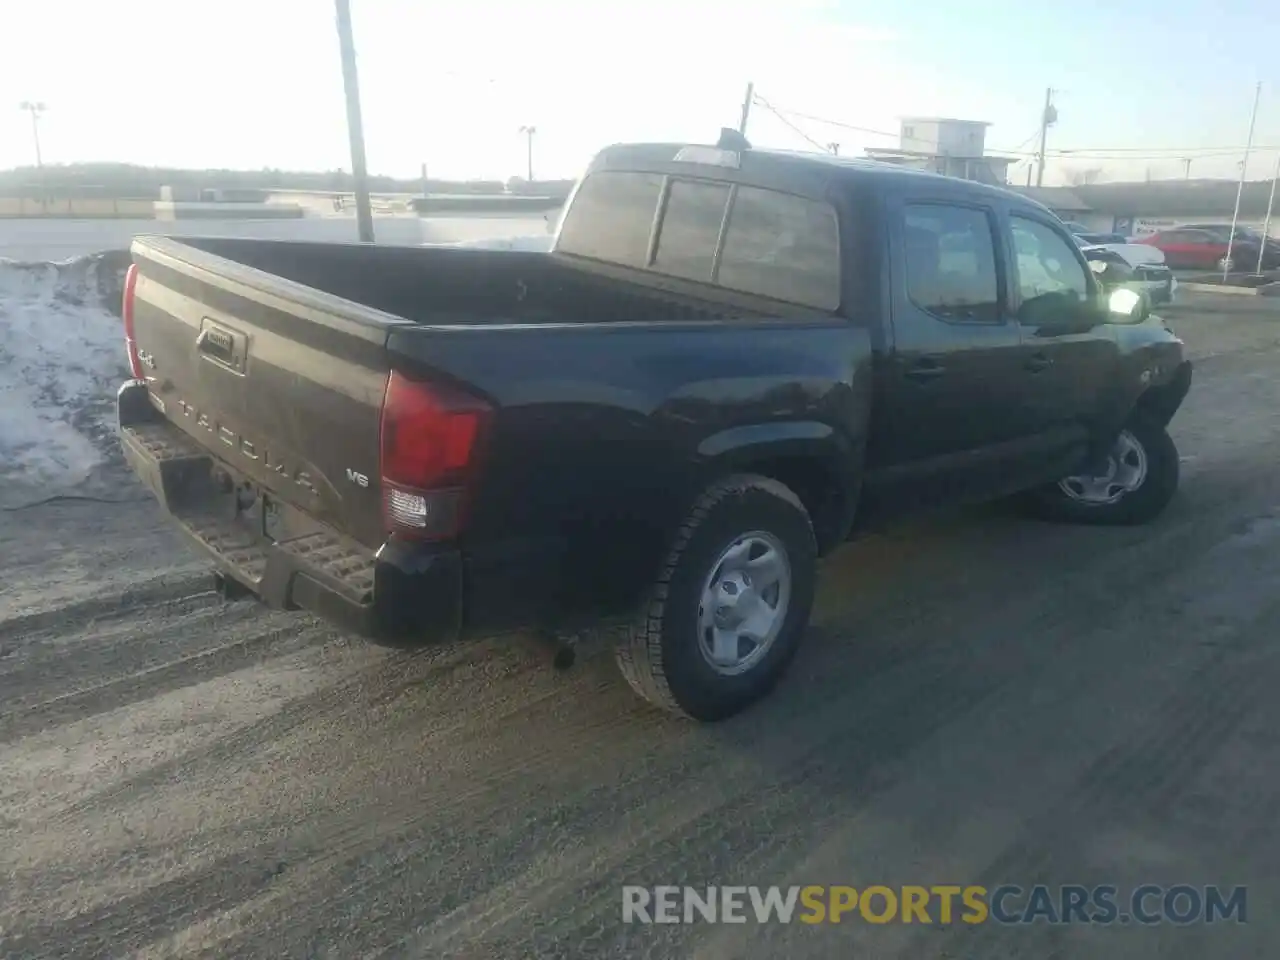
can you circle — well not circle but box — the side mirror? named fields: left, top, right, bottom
left=1108, top=287, right=1145, bottom=319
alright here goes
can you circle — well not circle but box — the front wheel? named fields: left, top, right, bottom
left=616, top=474, right=817, bottom=721
left=1026, top=415, right=1180, bottom=526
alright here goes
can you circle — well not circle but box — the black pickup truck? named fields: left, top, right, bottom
left=117, top=136, right=1191, bottom=721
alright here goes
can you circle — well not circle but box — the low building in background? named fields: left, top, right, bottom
left=864, top=117, right=1014, bottom=185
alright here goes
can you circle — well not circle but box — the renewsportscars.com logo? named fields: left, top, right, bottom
left=622, top=885, right=1248, bottom=926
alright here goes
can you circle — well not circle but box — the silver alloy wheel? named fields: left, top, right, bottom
left=1058, top=429, right=1149, bottom=505
left=696, top=531, right=792, bottom=677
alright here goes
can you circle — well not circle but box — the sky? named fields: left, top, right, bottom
left=2, top=0, right=1280, bottom=186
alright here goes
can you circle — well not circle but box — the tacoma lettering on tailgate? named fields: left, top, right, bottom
left=175, top=399, right=316, bottom=492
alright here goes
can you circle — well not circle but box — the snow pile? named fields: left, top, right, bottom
left=0, top=250, right=132, bottom=497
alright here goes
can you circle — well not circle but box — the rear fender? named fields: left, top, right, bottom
left=696, top=421, right=863, bottom=555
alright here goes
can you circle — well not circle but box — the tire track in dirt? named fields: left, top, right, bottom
left=164, top=459, right=1280, bottom=958
left=684, top=506, right=1280, bottom=960
left=0, top=616, right=334, bottom=743
left=2, top=313, right=1277, bottom=959
left=0, top=572, right=213, bottom=649
left=392, top=475, right=1280, bottom=958
left=18, top=462, right=1270, bottom=959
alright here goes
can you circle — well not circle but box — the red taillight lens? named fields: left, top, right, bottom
left=122, top=262, right=144, bottom=379
left=379, top=370, right=491, bottom=540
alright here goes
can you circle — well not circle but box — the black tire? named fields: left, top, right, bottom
left=1025, top=414, right=1179, bottom=526
left=616, top=474, right=817, bottom=721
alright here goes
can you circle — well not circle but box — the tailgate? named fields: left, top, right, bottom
left=126, top=237, right=404, bottom=549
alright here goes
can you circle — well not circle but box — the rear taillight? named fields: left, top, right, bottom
left=378, top=370, right=491, bottom=540
left=121, top=262, right=144, bottom=379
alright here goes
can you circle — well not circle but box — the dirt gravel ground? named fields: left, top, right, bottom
left=2, top=294, right=1280, bottom=959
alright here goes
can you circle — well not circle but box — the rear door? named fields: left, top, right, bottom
left=129, top=239, right=397, bottom=548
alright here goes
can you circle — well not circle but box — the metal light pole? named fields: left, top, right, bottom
left=334, top=0, right=375, bottom=243
left=1257, top=152, right=1280, bottom=275
left=519, top=125, right=536, bottom=181
left=19, top=101, right=46, bottom=206
left=1224, top=81, right=1262, bottom=280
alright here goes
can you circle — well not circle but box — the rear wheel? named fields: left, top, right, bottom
left=1026, top=414, right=1179, bottom=526
left=616, top=474, right=817, bottom=721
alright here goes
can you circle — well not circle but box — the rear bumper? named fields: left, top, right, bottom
left=117, top=380, right=557, bottom=644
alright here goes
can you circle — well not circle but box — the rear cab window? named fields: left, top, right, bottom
left=555, top=169, right=842, bottom=312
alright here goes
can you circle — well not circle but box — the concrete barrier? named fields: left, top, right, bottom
left=0, top=197, right=162, bottom=218
left=152, top=201, right=306, bottom=221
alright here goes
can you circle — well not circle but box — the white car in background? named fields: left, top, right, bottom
left=1059, top=224, right=1177, bottom=304
left=1077, top=240, right=1177, bottom=306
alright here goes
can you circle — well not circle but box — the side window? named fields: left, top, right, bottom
left=1009, top=215, right=1093, bottom=325
left=1011, top=217, right=1090, bottom=297
left=903, top=203, right=1001, bottom=323
left=652, top=180, right=731, bottom=281
left=555, top=171, right=663, bottom=267
left=717, top=186, right=841, bottom=311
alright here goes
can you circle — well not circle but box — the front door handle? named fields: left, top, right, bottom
left=905, top=357, right=946, bottom=382
left=1026, top=353, right=1054, bottom=373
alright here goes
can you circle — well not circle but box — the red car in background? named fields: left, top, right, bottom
left=1138, top=226, right=1279, bottom=271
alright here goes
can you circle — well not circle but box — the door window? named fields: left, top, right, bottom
left=1010, top=216, right=1093, bottom=326
left=903, top=203, right=1001, bottom=323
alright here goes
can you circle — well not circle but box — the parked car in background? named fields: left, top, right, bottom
left=1138, top=227, right=1279, bottom=272
left=1079, top=244, right=1177, bottom=306
left=1074, top=231, right=1129, bottom=245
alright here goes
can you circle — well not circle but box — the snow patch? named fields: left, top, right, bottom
left=0, top=251, right=132, bottom=497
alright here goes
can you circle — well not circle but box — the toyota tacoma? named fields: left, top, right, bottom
left=116, top=133, right=1192, bottom=721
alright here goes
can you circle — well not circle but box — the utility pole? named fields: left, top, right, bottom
left=827, top=142, right=840, bottom=156
left=334, top=0, right=375, bottom=243
left=1225, top=81, right=1262, bottom=280
left=1035, top=87, right=1057, bottom=187
left=1256, top=151, right=1279, bottom=274
left=519, top=125, right=536, bottom=181
left=18, top=101, right=46, bottom=206
left=1182, top=158, right=1192, bottom=180
left=738, top=82, right=754, bottom=137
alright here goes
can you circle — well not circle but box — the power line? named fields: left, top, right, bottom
left=753, top=99, right=910, bottom=145
left=753, top=96, right=1280, bottom=162
left=751, top=94, right=834, bottom=153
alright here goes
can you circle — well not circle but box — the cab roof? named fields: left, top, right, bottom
left=586, top=141, right=1055, bottom=218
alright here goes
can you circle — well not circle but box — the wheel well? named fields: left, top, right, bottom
left=1133, top=361, right=1192, bottom=428
left=738, top=454, right=851, bottom=556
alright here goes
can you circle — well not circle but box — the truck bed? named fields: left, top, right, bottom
left=176, top=236, right=766, bottom=327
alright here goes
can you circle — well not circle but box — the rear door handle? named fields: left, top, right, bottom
left=1025, top=353, right=1054, bottom=373
left=905, top=357, right=946, bottom=382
